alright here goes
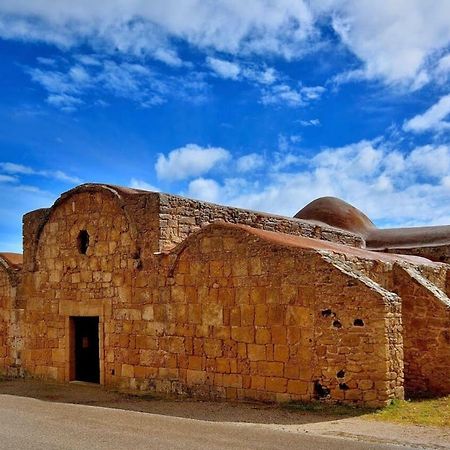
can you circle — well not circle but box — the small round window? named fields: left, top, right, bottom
left=77, top=230, right=90, bottom=255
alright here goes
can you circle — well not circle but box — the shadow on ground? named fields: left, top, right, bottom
left=0, top=377, right=372, bottom=425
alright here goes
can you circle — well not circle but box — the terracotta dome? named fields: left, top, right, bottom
left=294, top=197, right=375, bottom=236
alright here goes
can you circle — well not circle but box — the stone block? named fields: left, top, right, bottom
left=265, top=377, right=287, bottom=393
left=187, top=369, right=206, bottom=385
left=122, top=364, right=134, bottom=378
left=247, top=344, right=266, bottom=361
left=203, top=304, right=223, bottom=326
left=231, top=327, right=254, bottom=344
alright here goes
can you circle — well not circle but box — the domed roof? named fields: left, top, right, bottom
left=294, top=197, right=375, bottom=236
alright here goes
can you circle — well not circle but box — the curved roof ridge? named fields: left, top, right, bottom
left=164, top=222, right=437, bottom=266
left=0, top=252, right=23, bottom=270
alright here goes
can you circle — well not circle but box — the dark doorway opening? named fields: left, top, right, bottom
left=72, top=317, right=100, bottom=383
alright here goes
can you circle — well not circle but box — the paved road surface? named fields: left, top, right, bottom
left=0, top=394, right=416, bottom=450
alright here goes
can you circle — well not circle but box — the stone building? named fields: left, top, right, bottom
left=0, top=183, right=449, bottom=407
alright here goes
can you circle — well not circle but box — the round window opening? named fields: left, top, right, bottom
left=77, top=230, right=90, bottom=255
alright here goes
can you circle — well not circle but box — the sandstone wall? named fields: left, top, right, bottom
left=21, top=186, right=161, bottom=274
left=312, top=255, right=403, bottom=405
left=107, top=225, right=401, bottom=407
left=0, top=263, right=21, bottom=374
left=325, top=253, right=450, bottom=398
left=20, top=189, right=141, bottom=381
left=6, top=183, right=450, bottom=405
left=393, top=265, right=450, bottom=396
left=19, top=200, right=400, bottom=406
left=0, top=267, right=11, bottom=371
left=157, top=194, right=364, bottom=252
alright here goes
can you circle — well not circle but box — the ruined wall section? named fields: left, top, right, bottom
left=22, top=208, right=50, bottom=273
left=0, top=263, right=21, bottom=374
left=0, top=267, right=11, bottom=372
left=112, top=225, right=402, bottom=407
left=382, top=245, right=450, bottom=264
left=121, top=192, right=160, bottom=264
left=325, top=253, right=450, bottom=398
left=313, top=254, right=403, bottom=406
left=393, top=265, right=450, bottom=397
left=20, top=189, right=139, bottom=381
left=157, top=194, right=364, bottom=252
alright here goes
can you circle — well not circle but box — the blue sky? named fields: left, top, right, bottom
left=1, top=0, right=450, bottom=252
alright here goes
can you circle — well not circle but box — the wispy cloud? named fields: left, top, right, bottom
left=236, top=153, right=265, bottom=173
left=129, top=178, right=159, bottom=192
left=0, top=162, right=81, bottom=184
left=298, top=119, right=320, bottom=127
left=206, top=57, right=241, bottom=80
left=403, top=94, right=450, bottom=133
left=27, top=55, right=208, bottom=110
left=261, top=83, right=325, bottom=107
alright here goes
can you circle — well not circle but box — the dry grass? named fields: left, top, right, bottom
left=285, top=396, right=450, bottom=427
left=366, top=396, right=450, bottom=427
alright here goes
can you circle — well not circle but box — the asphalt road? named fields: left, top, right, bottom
left=0, top=394, right=415, bottom=450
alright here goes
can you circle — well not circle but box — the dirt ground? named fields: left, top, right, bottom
left=0, top=377, right=449, bottom=449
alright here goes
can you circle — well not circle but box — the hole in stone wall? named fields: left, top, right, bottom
left=336, top=369, right=345, bottom=378
left=77, top=230, right=90, bottom=255
left=339, top=383, right=349, bottom=390
left=314, top=381, right=330, bottom=399
left=333, top=320, right=342, bottom=328
left=133, top=249, right=143, bottom=270
left=443, top=330, right=450, bottom=344
left=321, top=309, right=332, bottom=317
left=353, top=319, right=364, bottom=327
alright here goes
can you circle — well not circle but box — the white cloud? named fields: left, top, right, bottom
left=261, top=84, right=302, bottom=107
left=407, top=145, right=450, bottom=177
left=47, top=94, right=83, bottom=111
left=0, top=174, right=18, bottom=183
left=28, top=56, right=208, bottom=109
left=206, top=57, right=278, bottom=87
left=236, top=153, right=264, bottom=172
left=155, top=144, right=230, bottom=181
left=299, top=119, right=320, bottom=127
left=206, top=57, right=241, bottom=80
left=0, top=162, right=34, bottom=174
left=129, top=178, right=159, bottom=191
left=0, top=162, right=81, bottom=184
left=436, top=54, right=450, bottom=78
left=0, top=0, right=315, bottom=60
left=403, top=94, right=450, bottom=133
left=261, top=84, right=324, bottom=107
left=300, top=86, right=325, bottom=100
left=313, top=0, right=450, bottom=88
left=187, top=178, right=221, bottom=203
left=171, top=139, right=450, bottom=228
left=247, top=67, right=277, bottom=85
left=3, top=1, right=450, bottom=92
left=153, top=48, right=184, bottom=67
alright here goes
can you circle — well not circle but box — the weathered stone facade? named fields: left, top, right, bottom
left=0, top=183, right=449, bottom=407
left=0, top=253, right=22, bottom=375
